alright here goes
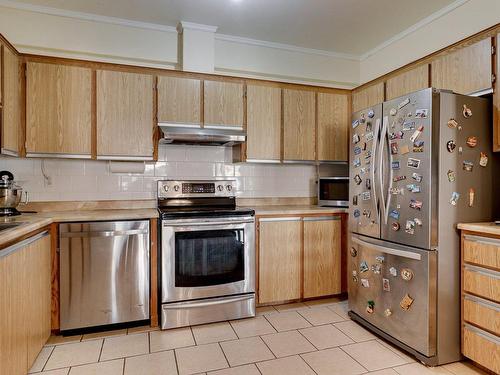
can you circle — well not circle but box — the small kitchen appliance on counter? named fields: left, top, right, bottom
left=158, top=179, right=256, bottom=329
left=0, top=171, right=28, bottom=217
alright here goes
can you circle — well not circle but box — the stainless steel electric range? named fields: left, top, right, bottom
left=158, top=179, right=256, bottom=329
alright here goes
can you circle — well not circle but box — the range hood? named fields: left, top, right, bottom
left=159, top=124, right=246, bottom=146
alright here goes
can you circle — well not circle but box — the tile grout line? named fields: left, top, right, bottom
left=338, top=342, right=372, bottom=373
left=216, top=341, right=231, bottom=369
left=40, top=345, right=55, bottom=372
left=97, top=338, right=105, bottom=362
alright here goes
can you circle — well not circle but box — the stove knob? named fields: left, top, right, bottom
left=173, top=185, right=180, bottom=192
left=163, top=185, right=169, bottom=192
left=226, top=184, right=232, bottom=192
left=217, top=185, right=224, bottom=192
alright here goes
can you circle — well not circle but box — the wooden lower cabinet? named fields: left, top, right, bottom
left=0, top=231, right=51, bottom=375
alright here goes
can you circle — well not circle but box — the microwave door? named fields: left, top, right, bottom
left=318, top=178, right=349, bottom=207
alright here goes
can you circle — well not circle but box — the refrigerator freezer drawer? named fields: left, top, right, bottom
left=463, top=235, right=500, bottom=270
left=463, top=295, right=500, bottom=336
left=348, top=234, right=437, bottom=357
left=463, top=265, right=500, bottom=303
left=463, top=324, right=500, bottom=374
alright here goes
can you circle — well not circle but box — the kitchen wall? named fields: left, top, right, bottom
left=0, top=146, right=317, bottom=202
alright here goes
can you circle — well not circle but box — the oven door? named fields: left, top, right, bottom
left=161, top=216, right=255, bottom=303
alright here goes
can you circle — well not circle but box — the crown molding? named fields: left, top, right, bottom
left=360, top=0, right=470, bottom=61
left=0, top=0, right=177, bottom=33
left=178, top=21, right=218, bottom=33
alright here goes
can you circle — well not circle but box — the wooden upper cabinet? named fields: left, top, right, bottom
left=431, top=38, right=492, bottom=95
left=317, top=92, right=349, bottom=161
left=246, top=84, right=281, bottom=161
left=96, top=70, right=154, bottom=159
left=1, top=46, right=22, bottom=156
left=203, top=80, right=244, bottom=127
left=386, top=64, right=430, bottom=100
left=26, top=62, right=92, bottom=157
left=303, top=217, right=342, bottom=298
left=283, top=88, right=316, bottom=161
left=157, top=76, right=201, bottom=125
left=352, top=82, right=384, bottom=113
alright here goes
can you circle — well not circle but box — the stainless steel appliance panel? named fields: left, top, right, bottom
left=161, top=294, right=255, bottom=329
left=348, top=234, right=437, bottom=357
left=59, top=220, right=150, bottom=331
left=349, top=104, right=382, bottom=238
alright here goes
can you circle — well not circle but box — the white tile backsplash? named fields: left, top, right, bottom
left=1, top=145, right=317, bottom=201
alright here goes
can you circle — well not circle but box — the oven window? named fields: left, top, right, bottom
left=175, top=229, right=245, bottom=287
left=319, top=179, right=349, bottom=201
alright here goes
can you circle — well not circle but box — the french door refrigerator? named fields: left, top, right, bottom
left=348, top=88, right=496, bottom=365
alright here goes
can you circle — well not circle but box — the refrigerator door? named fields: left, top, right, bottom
left=348, top=234, right=437, bottom=357
left=349, top=104, right=382, bottom=239
left=380, top=88, right=436, bottom=250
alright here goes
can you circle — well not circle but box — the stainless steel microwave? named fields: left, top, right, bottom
left=318, top=177, right=349, bottom=207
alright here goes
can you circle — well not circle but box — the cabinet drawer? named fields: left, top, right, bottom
left=463, top=324, right=500, bottom=374
left=463, top=265, right=500, bottom=303
left=464, top=295, right=500, bottom=336
left=464, top=234, right=500, bottom=270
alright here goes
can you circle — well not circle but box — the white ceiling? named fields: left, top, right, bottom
left=8, top=0, right=458, bottom=56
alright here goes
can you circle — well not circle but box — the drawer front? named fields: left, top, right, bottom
left=463, top=295, right=500, bottom=336
left=464, top=235, right=500, bottom=270
left=463, top=265, right=500, bottom=303
left=463, top=324, right=500, bottom=374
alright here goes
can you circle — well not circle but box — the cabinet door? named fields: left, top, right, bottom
left=97, top=70, right=154, bottom=159
left=1, top=46, right=21, bottom=156
left=303, top=217, right=342, bottom=298
left=283, top=89, right=316, bottom=161
left=258, top=218, right=301, bottom=304
left=26, top=62, right=92, bottom=157
left=386, top=64, right=430, bottom=100
left=317, top=92, right=349, bottom=161
left=431, top=38, right=492, bottom=95
left=352, top=82, right=384, bottom=113
left=204, top=80, right=243, bottom=128
left=246, top=84, right=281, bottom=161
left=157, top=76, right=201, bottom=125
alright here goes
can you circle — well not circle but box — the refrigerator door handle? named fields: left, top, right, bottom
left=371, top=118, right=381, bottom=218
left=378, top=116, right=389, bottom=222
left=384, top=116, right=394, bottom=225
left=351, top=236, right=422, bottom=260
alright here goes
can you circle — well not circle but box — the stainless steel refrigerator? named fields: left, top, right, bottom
left=348, top=88, right=496, bottom=365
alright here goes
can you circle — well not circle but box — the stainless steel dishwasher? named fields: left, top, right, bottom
left=59, top=220, right=150, bottom=331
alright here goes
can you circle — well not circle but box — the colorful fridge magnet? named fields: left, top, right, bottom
left=352, top=195, right=358, bottom=206
left=409, top=199, right=423, bottom=210
left=352, top=270, right=358, bottom=283
left=362, top=142, right=367, bottom=151
left=360, top=113, right=366, bottom=123
left=392, top=161, right=401, bottom=170
left=365, top=178, right=371, bottom=190
left=403, top=121, right=415, bottom=131
left=382, top=278, right=391, bottom=292
left=391, top=222, right=401, bottom=231
left=450, top=192, right=460, bottom=206
left=389, top=267, right=398, bottom=277
left=414, top=218, right=423, bottom=226
left=365, top=150, right=372, bottom=159
left=458, top=146, right=463, bottom=154
left=354, top=209, right=361, bottom=218
left=393, top=175, right=406, bottom=182
left=447, top=170, right=456, bottom=182
left=407, top=158, right=421, bottom=169
left=360, top=261, right=369, bottom=273
left=406, top=184, right=421, bottom=193
left=405, top=220, right=415, bottom=235
left=350, top=247, right=357, bottom=257
left=463, top=104, right=472, bottom=118
left=389, top=210, right=400, bottom=220
left=375, top=256, right=385, bottom=264
left=389, top=187, right=404, bottom=195
left=415, top=109, right=428, bottom=118
left=362, top=209, right=371, bottom=218
left=463, top=161, right=474, bottom=172
left=480, top=152, right=488, bottom=167
left=410, top=126, right=424, bottom=142
left=400, top=145, right=410, bottom=155
left=401, top=268, right=414, bottom=281
left=366, top=122, right=373, bottom=132
left=390, top=131, right=404, bottom=140
left=469, top=188, right=475, bottom=207
left=353, top=133, right=360, bottom=144
left=366, top=300, right=375, bottom=314
left=361, top=278, right=370, bottom=288
left=384, top=308, right=392, bottom=317
left=412, top=173, right=423, bottom=182
left=354, top=146, right=361, bottom=155
left=447, top=118, right=458, bottom=128
left=390, top=142, right=399, bottom=155
left=390, top=108, right=397, bottom=116
left=352, top=119, right=360, bottom=129
left=353, top=158, right=361, bottom=168
left=446, top=140, right=456, bottom=152
left=413, top=141, right=424, bottom=152
left=361, top=192, right=371, bottom=201
left=368, top=109, right=375, bottom=118
left=400, top=294, right=415, bottom=311
left=366, top=132, right=374, bottom=141
left=371, top=264, right=381, bottom=274
left=398, top=97, right=410, bottom=109
left=466, top=136, right=478, bottom=148
left=354, top=174, right=362, bottom=185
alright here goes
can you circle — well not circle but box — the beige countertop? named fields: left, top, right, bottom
left=457, top=222, right=500, bottom=236
left=251, top=205, right=346, bottom=215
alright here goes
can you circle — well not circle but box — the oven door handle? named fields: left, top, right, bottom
left=162, top=294, right=254, bottom=309
left=163, top=219, right=254, bottom=227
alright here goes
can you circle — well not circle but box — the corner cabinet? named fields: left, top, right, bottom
left=26, top=62, right=92, bottom=158
left=1, top=44, right=22, bottom=156
left=203, top=80, right=244, bottom=128
left=96, top=70, right=155, bottom=160
left=157, top=76, right=201, bottom=126
left=317, top=92, right=349, bottom=161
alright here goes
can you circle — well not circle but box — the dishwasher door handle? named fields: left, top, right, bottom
left=60, top=229, right=149, bottom=238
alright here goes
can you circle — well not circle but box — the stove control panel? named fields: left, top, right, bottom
left=158, top=180, right=236, bottom=198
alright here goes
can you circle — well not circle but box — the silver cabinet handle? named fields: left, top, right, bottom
left=162, top=295, right=253, bottom=309
left=464, top=294, right=500, bottom=312
left=464, top=323, right=500, bottom=345
left=0, top=231, right=49, bottom=258
left=351, top=236, right=422, bottom=260
left=303, top=216, right=340, bottom=222
left=464, top=264, right=500, bottom=279
left=60, top=229, right=149, bottom=238
left=259, top=217, right=301, bottom=222
left=464, top=234, right=500, bottom=247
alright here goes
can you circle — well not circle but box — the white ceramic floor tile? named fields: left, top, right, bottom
left=376, top=339, right=415, bottom=363
left=341, top=340, right=408, bottom=371
left=265, top=311, right=312, bottom=332
left=100, top=333, right=149, bottom=361
left=255, top=306, right=278, bottom=316
left=368, top=369, right=399, bottom=375
left=261, top=330, right=316, bottom=358
left=176, top=343, right=228, bottom=375
left=82, top=329, right=127, bottom=341
left=274, top=302, right=309, bottom=312
left=393, top=363, right=454, bottom=375
left=220, top=337, right=274, bottom=367
left=69, top=359, right=124, bottom=375
left=32, top=368, right=69, bottom=375
left=124, top=350, right=177, bottom=375
left=301, top=347, right=367, bottom=375
left=299, top=324, right=354, bottom=349
left=328, top=302, right=350, bottom=320
left=29, top=346, right=54, bottom=373
left=257, top=355, right=316, bottom=375
left=230, top=316, right=276, bottom=338
left=442, top=361, right=488, bottom=375
left=299, top=307, right=345, bottom=325
left=334, top=320, right=377, bottom=342
left=304, top=297, right=345, bottom=307
left=45, top=335, right=82, bottom=346
left=192, top=322, right=238, bottom=345
left=150, top=327, right=195, bottom=352
left=208, top=364, right=260, bottom=375
left=44, top=339, right=102, bottom=370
